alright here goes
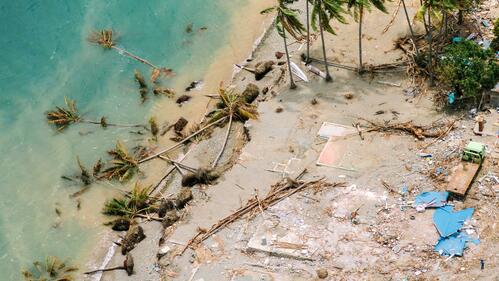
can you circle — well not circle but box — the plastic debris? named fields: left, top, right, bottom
left=435, top=232, right=479, bottom=256
left=433, top=206, right=474, bottom=238
left=448, top=91, right=456, bottom=104
left=414, top=191, right=449, bottom=211
left=417, top=153, right=433, bottom=158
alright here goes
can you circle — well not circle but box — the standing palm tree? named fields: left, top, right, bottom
left=347, top=0, right=387, bottom=73
left=310, top=0, right=347, bottom=82
left=401, top=0, right=420, bottom=57
left=416, top=0, right=455, bottom=85
left=261, top=0, right=305, bottom=89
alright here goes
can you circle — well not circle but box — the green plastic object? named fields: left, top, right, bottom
left=461, top=141, right=486, bottom=164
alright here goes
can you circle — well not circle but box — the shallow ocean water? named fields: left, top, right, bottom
left=0, top=0, right=243, bottom=278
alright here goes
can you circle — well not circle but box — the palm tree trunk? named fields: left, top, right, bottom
left=212, top=114, right=233, bottom=168
left=458, top=10, right=463, bottom=24
left=427, top=8, right=434, bottom=86
left=358, top=6, right=364, bottom=74
left=318, top=2, right=333, bottom=82
left=401, top=0, right=420, bottom=57
left=111, top=46, right=159, bottom=69
left=306, top=0, right=311, bottom=64
left=282, top=27, right=297, bottom=89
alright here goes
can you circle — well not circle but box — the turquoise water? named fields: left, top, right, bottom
left=0, top=0, right=242, bottom=279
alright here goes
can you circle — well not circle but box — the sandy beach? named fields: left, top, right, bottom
left=82, top=0, right=498, bottom=280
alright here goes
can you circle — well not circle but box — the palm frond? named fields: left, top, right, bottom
left=100, top=140, right=139, bottom=182
left=103, top=182, right=155, bottom=218
left=22, top=256, right=77, bottom=281
left=46, top=97, right=81, bottom=131
left=88, top=29, right=115, bottom=49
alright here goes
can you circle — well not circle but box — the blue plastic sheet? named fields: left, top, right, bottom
left=435, top=232, right=480, bottom=256
left=448, top=92, right=456, bottom=104
left=433, top=206, right=474, bottom=238
left=414, top=191, right=449, bottom=208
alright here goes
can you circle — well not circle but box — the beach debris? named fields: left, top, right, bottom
left=433, top=206, right=474, bottom=238
left=153, top=86, right=176, bottom=98
left=181, top=168, right=220, bottom=187
left=180, top=172, right=343, bottom=254
left=84, top=253, right=134, bottom=276
left=359, top=118, right=456, bottom=140
left=185, top=80, right=202, bottom=91
left=22, top=256, right=78, bottom=281
left=241, top=83, right=260, bottom=104
left=344, top=93, right=354, bottom=99
left=162, top=210, right=180, bottom=228
left=149, top=117, right=159, bottom=139
left=375, top=110, right=385, bottom=115
left=316, top=268, right=329, bottom=279
left=317, top=122, right=357, bottom=139
left=186, top=23, right=193, bottom=33
left=176, top=94, right=192, bottom=105
left=254, top=61, right=275, bottom=80
left=122, top=225, right=146, bottom=255
left=88, top=29, right=173, bottom=80
left=275, top=107, right=283, bottom=113
left=435, top=232, right=480, bottom=257
left=76, top=156, right=92, bottom=186
left=275, top=51, right=284, bottom=59
left=108, top=218, right=131, bottom=231
left=413, top=191, right=449, bottom=212
left=175, top=188, right=193, bottom=209
left=306, top=64, right=327, bottom=79
left=311, top=98, right=318, bottom=105
left=98, top=140, right=140, bottom=182
left=103, top=182, right=156, bottom=218
left=290, top=61, right=308, bottom=82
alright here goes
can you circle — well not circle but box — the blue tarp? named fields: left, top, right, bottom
left=414, top=191, right=449, bottom=208
left=435, top=232, right=480, bottom=256
left=433, top=205, right=474, bottom=238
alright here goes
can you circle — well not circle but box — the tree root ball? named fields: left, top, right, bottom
left=175, top=188, right=193, bottom=209
left=111, top=218, right=130, bottom=231
left=242, top=83, right=260, bottom=104
left=162, top=210, right=180, bottom=228
left=254, top=61, right=275, bottom=80
left=121, top=225, right=146, bottom=255
left=158, top=199, right=175, bottom=218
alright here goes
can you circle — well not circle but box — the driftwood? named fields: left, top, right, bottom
left=84, top=253, right=134, bottom=276
left=212, top=114, right=233, bottom=168
left=360, top=118, right=456, bottom=140
left=179, top=172, right=345, bottom=254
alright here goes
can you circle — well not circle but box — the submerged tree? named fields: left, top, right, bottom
left=311, top=0, right=348, bottom=81
left=46, top=97, right=145, bottom=132
left=261, top=0, right=305, bottom=89
left=88, top=29, right=174, bottom=80
left=22, top=256, right=78, bottom=281
left=347, top=0, right=387, bottom=73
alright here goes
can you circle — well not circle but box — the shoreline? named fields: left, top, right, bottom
left=83, top=1, right=275, bottom=279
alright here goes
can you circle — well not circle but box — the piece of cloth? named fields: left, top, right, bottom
left=414, top=191, right=449, bottom=208
left=433, top=205, right=474, bottom=238
left=435, top=232, right=480, bottom=256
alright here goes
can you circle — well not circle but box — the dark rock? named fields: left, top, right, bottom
left=181, top=168, right=220, bottom=187
left=121, top=225, right=146, bottom=255
left=158, top=199, right=176, bottom=218
left=254, top=61, right=275, bottom=80
left=111, top=218, right=131, bottom=231
left=277, top=61, right=286, bottom=66
left=176, top=95, right=191, bottom=104
left=185, top=80, right=202, bottom=91
left=242, top=83, right=260, bottom=104
left=275, top=107, right=283, bottom=113
left=175, top=188, right=193, bottom=209
left=173, top=117, right=188, bottom=133
left=124, top=253, right=134, bottom=276
left=162, top=210, right=180, bottom=228
left=275, top=51, right=284, bottom=59
left=262, top=87, right=269, bottom=95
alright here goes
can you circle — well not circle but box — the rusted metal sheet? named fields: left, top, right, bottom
left=446, top=162, right=480, bottom=196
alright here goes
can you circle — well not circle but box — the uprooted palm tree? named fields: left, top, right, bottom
left=347, top=0, right=387, bottom=73
left=46, top=97, right=146, bottom=131
left=88, top=29, right=173, bottom=81
left=99, top=140, right=140, bottom=182
left=22, top=256, right=78, bottom=281
left=103, top=182, right=156, bottom=218
left=208, top=85, right=259, bottom=168
left=261, top=0, right=305, bottom=89
left=311, top=0, right=348, bottom=81
left=84, top=253, right=134, bottom=276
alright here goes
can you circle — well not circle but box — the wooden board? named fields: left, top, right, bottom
left=446, top=162, right=480, bottom=196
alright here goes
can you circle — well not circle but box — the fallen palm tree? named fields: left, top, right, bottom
left=98, top=140, right=140, bottom=182
left=180, top=173, right=345, bottom=254
left=88, top=29, right=173, bottom=80
left=22, top=256, right=78, bottom=281
left=359, top=117, right=457, bottom=140
left=208, top=85, right=259, bottom=168
left=103, top=182, right=157, bottom=218
left=46, top=97, right=146, bottom=131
